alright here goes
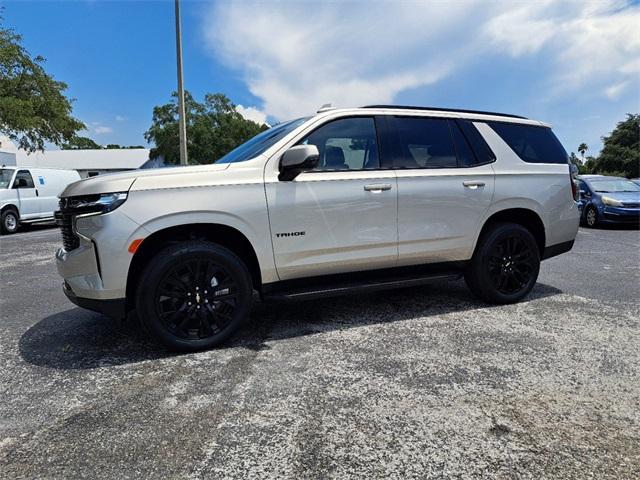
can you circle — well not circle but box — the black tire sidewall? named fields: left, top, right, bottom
left=135, top=241, right=253, bottom=351
left=1, top=210, right=18, bottom=234
left=466, top=223, right=540, bottom=304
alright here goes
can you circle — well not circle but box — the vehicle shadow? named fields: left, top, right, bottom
left=19, top=279, right=562, bottom=370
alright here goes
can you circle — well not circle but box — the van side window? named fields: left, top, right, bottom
left=13, top=170, right=34, bottom=188
left=390, top=117, right=457, bottom=169
left=488, top=122, right=568, bottom=164
left=298, top=117, right=380, bottom=171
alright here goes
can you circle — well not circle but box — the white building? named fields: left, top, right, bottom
left=0, top=136, right=152, bottom=178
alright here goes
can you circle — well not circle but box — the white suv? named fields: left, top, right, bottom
left=55, top=106, right=579, bottom=351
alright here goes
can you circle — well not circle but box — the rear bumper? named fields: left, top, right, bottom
left=542, top=240, right=574, bottom=260
left=63, top=281, right=126, bottom=320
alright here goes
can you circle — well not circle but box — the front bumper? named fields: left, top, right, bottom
left=601, top=206, right=640, bottom=224
left=63, top=281, right=126, bottom=320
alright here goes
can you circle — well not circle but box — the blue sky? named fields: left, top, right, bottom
left=2, top=0, right=639, bottom=156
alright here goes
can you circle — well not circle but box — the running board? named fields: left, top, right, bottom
left=21, top=217, right=55, bottom=224
left=262, top=271, right=462, bottom=302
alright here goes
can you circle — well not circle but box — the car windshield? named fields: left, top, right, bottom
left=0, top=169, right=14, bottom=189
left=589, top=179, right=640, bottom=193
left=215, top=117, right=310, bottom=164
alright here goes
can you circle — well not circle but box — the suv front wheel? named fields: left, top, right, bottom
left=136, top=241, right=253, bottom=351
left=465, top=223, right=540, bottom=304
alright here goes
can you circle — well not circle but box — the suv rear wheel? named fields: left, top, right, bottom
left=136, top=241, right=253, bottom=351
left=465, top=222, right=540, bottom=304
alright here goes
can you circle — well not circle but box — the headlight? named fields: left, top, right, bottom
left=601, top=196, right=623, bottom=207
left=64, top=192, right=128, bottom=214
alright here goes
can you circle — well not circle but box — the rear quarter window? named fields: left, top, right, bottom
left=488, top=122, right=568, bottom=164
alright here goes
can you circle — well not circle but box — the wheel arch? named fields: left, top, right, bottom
left=1, top=203, right=19, bottom=217
left=474, top=207, right=546, bottom=256
left=126, top=223, right=263, bottom=311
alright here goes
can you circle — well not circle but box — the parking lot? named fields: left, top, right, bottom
left=0, top=225, right=639, bottom=479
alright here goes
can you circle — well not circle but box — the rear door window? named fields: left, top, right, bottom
left=456, top=120, right=496, bottom=165
left=488, top=122, right=568, bottom=164
left=389, top=117, right=457, bottom=169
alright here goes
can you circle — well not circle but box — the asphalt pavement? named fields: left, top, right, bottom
left=0, top=224, right=639, bottom=479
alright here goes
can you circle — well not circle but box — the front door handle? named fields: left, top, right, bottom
left=463, top=181, right=485, bottom=189
left=364, top=183, right=392, bottom=192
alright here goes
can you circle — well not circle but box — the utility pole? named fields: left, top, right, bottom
left=175, top=0, right=188, bottom=165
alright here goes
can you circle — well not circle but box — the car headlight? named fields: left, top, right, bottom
left=601, top=196, right=623, bottom=207
left=64, top=192, right=128, bottom=214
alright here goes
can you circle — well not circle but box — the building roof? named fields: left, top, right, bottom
left=16, top=147, right=150, bottom=170
left=1, top=136, right=151, bottom=170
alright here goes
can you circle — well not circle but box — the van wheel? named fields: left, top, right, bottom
left=465, top=223, right=540, bottom=304
left=1, top=209, right=19, bottom=234
left=135, top=241, right=253, bottom=352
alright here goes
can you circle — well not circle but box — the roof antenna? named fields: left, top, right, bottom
left=317, top=103, right=335, bottom=113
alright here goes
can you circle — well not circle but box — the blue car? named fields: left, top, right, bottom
left=577, top=175, right=640, bottom=227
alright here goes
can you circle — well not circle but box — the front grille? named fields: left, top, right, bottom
left=622, top=202, right=640, bottom=208
left=55, top=199, right=80, bottom=251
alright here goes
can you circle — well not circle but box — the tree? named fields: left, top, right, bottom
left=592, top=114, right=639, bottom=178
left=578, top=143, right=588, bottom=162
left=61, top=136, right=101, bottom=150
left=0, top=18, right=84, bottom=151
left=145, top=91, right=268, bottom=165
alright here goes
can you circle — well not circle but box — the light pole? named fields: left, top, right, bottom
left=175, top=0, right=188, bottom=165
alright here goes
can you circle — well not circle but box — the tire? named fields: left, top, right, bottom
left=135, top=241, right=253, bottom=352
left=584, top=205, right=598, bottom=228
left=465, top=222, right=540, bottom=304
left=1, top=209, right=19, bottom=234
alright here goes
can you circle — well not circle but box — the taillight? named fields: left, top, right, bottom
left=569, top=164, right=579, bottom=201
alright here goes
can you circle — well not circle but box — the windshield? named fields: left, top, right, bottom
left=215, top=117, right=310, bottom=164
left=589, top=179, right=640, bottom=193
left=0, top=169, right=14, bottom=189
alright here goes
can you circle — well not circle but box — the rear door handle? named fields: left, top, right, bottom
left=463, top=181, right=485, bottom=188
left=364, top=183, right=392, bottom=192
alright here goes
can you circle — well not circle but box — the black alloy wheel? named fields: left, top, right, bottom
left=136, top=241, right=252, bottom=351
left=465, top=222, right=540, bottom=304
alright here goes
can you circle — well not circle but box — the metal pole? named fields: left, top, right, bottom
left=175, top=0, right=188, bottom=165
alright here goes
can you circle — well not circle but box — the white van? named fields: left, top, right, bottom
left=0, top=167, right=81, bottom=234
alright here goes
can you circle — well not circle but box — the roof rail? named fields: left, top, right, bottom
left=361, top=105, right=527, bottom=119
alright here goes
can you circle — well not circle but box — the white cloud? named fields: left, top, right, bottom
left=203, top=1, right=640, bottom=120
left=115, top=115, right=127, bottom=122
left=235, top=105, right=268, bottom=125
left=94, top=125, right=112, bottom=134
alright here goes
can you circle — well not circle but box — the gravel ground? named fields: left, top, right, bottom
left=0, top=225, right=639, bottom=479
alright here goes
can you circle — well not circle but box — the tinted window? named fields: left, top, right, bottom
left=391, top=117, right=457, bottom=168
left=299, top=117, right=379, bottom=170
left=0, top=169, right=14, bottom=189
left=489, top=122, right=567, bottom=164
left=450, top=121, right=477, bottom=167
left=456, top=120, right=496, bottom=165
left=14, top=170, right=34, bottom=188
left=217, top=117, right=309, bottom=164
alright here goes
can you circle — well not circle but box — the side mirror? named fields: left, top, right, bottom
left=13, top=178, right=28, bottom=188
left=278, top=145, right=320, bottom=181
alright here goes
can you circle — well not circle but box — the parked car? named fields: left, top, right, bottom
left=577, top=175, right=640, bottom=227
left=0, top=167, right=81, bottom=234
left=55, top=105, right=579, bottom=351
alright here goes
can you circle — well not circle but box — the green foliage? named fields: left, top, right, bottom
left=578, top=115, right=639, bottom=178
left=0, top=19, right=84, bottom=151
left=61, top=136, right=101, bottom=150
left=144, top=91, right=268, bottom=165
left=578, top=143, right=588, bottom=159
